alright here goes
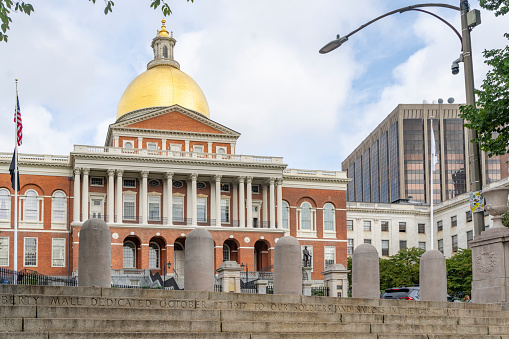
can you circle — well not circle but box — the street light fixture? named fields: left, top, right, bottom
left=319, top=35, right=348, bottom=54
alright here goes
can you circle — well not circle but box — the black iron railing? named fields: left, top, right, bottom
left=0, top=268, right=77, bottom=286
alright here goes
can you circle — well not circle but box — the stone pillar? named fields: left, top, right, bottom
left=78, top=219, right=111, bottom=287
left=262, top=183, right=268, bottom=228
left=164, top=172, right=173, bottom=225
left=471, top=187, right=509, bottom=303
left=107, top=169, right=115, bottom=223
left=232, top=183, right=238, bottom=226
left=238, top=177, right=245, bottom=227
left=140, top=171, right=148, bottom=224
left=276, top=178, right=283, bottom=229
left=255, top=280, right=268, bottom=294
left=82, top=168, right=90, bottom=221
left=210, top=180, right=216, bottom=225
left=215, top=175, right=222, bottom=226
left=246, top=177, right=253, bottom=228
left=419, top=249, right=447, bottom=301
left=73, top=168, right=81, bottom=222
left=352, top=243, right=379, bottom=299
left=115, top=170, right=123, bottom=223
left=190, top=173, right=198, bottom=225
left=216, top=261, right=242, bottom=293
left=184, top=228, right=214, bottom=291
left=274, top=236, right=302, bottom=295
left=322, top=264, right=350, bottom=298
left=137, top=137, right=143, bottom=149
left=302, top=280, right=312, bottom=296
left=269, top=178, right=275, bottom=228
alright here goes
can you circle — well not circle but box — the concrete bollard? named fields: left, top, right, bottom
left=78, top=219, right=111, bottom=287
left=184, top=228, right=214, bottom=291
left=352, top=244, right=380, bottom=298
left=274, top=236, right=302, bottom=295
left=420, top=249, right=447, bottom=301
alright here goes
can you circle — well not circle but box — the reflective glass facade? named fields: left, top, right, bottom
left=347, top=163, right=355, bottom=202
left=485, top=154, right=502, bottom=184
left=444, top=119, right=466, bottom=199
left=370, top=140, right=379, bottom=203
left=389, top=122, right=399, bottom=203
left=380, top=132, right=389, bottom=203
left=403, top=119, right=425, bottom=203
left=355, top=156, right=363, bottom=202
left=362, top=149, right=371, bottom=202
left=428, top=119, right=442, bottom=203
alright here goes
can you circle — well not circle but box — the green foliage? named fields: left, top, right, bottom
left=479, top=0, right=509, bottom=16
left=446, top=248, right=472, bottom=293
left=379, top=247, right=425, bottom=291
left=503, top=210, right=509, bottom=227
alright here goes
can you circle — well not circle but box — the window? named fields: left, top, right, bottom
left=172, top=181, right=183, bottom=189
left=346, top=220, right=353, bottom=231
left=24, top=237, right=37, bottom=266
left=221, top=199, right=230, bottom=223
left=252, top=185, right=260, bottom=194
left=300, top=202, right=312, bottom=230
left=52, top=238, right=65, bottom=267
left=149, top=180, right=160, bottom=187
left=451, top=215, right=457, bottom=227
left=281, top=201, right=289, bottom=229
left=148, top=195, right=160, bottom=221
left=123, top=141, right=134, bottom=148
left=123, top=195, right=136, bottom=220
left=452, top=235, right=458, bottom=252
left=0, top=189, right=9, bottom=220
left=418, top=223, right=425, bottom=234
left=148, top=243, right=160, bottom=268
left=418, top=242, right=426, bottom=250
left=399, top=222, right=406, bottom=232
left=466, top=211, right=472, bottom=222
left=438, top=239, right=444, bottom=253
left=197, top=197, right=207, bottom=223
left=25, top=190, right=38, bottom=221
left=220, top=183, right=230, bottom=192
left=172, top=196, right=184, bottom=222
left=91, top=199, right=103, bottom=220
left=382, top=240, right=389, bottom=256
left=163, top=45, right=168, bottom=58
left=90, top=177, right=104, bottom=186
left=123, top=241, right=136, bottom=268
left=123, top=179, right=136, bottom=188
left=324, top=246, right=335, bottom=267
left=193, top=145, right=204, bottom=153
left=364, top=239, right=371, bottom=244
left=323, top=203, right=334, bottom=232
left=52, top=191, right=66, bottom=222
left=381, top=221, right=389, bottom=232
left=363, top=221, right=371, bottom=232
left=400, top=240, right=407, bottom=250
left=223, top=244, right=230, bottom=262
left=0, top=237, right=8, bottom=266
left=437, top=220, right=443, bottom=232
left=197, top=182, right=206, bottom=190
left=467, top=230, right=473, bottom=247
left=347, top=239, right=354, bottom=255
left=170, top=144, right=182, bottom=154
left=147, top=142, right=157, bottom=150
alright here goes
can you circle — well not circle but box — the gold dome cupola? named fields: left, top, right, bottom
left=147, top=19, right=180, bottom=70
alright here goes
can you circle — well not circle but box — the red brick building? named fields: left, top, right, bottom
left=0, top=21, right=348, bottom=285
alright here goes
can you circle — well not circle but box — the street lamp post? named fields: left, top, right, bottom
left=320, top=0, right=484, bottom=237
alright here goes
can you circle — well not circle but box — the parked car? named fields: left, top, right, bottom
left=381, top=286, right=455, bottom=302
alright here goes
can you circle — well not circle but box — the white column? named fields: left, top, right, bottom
left=276, top=178, right=283, bottom=229
left=232, top=183, right=238, bottom=226
left=115, top=169, right=123, bottom=223
left=137, top=137, right=143, bottom=149
left=82, top=168, right=90, bottom=221
left=185, top=140, right=190, bottom=152
left=269, top=178, right=275, bottom=228
left=215, top=175, right=222, bottom=226
left=141, top=171, right=148, bottom=224
left=107, top=169, right=115, bottom=223
left=262, top=183, right=268, bottom=228
left=210, top=180, right=216, bottom=224
left=190, top=173, right=198, bottom=225
left=73, top=168, right=81, bottom=222
left=164, top=172, right=173, bottom=225
left=113, top=136, right=119, bottom=148
left=238, top=177, right=245, bottom=227
left=207, top=142, right=213, bottom=153
left=246, top=177, right=253, bottom=228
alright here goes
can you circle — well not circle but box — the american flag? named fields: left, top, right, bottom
left=14, top=95, right=22, bottom=146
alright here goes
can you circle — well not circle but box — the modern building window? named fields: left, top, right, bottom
left=452, top=235, right=458, bottom=252
left=24, top=237, right=37, bottom=267
left=221, top=199, right=230, bottom=223
left=418, top=223, right=425, bottom=234
left=364, top=239, right=371, bottom=244
left=52, top=191, right=66, bottom=222
left=300, top=202, right=312, bottom=230
left=123, top=179, right=136, bottom=188
left=399, top=222, right=406, bottom=232
left=90, top=177, right=104, bottom=186
left=197, top=197, right=207, bottom=223
left=437, top=220, right=443, bottom=232
left=323, top=203, right=334, bottom=232
left=381, top=221, right=389, bottom=232
left=355, top=156, right=363, bottom=202
left=0, top=189, right=10, bottom=221
left=438, top=239, right=444, bottom=253
left=282, top=201, right=289, bottom=229
left=0, top=237, right=8, bottom=266
left=148, top=195, right=160, bottom=221
left=123, top=241, right=136, bottom=268
left=123, top=195, right=136, bottom=220
left=25, top=190, right=38, bottom=221
left=172, top=196, right=184, bottom=222
left=389, top=121, right=400, bottom=203
left=467, top=230, right=473, bottom=247
left=346, top=220, right=353, bottom=231
left=362, top=148, right=371, bottom=202
left=223, top=244, right=230, bottom=262
left=371, top=140, right=380, bottom=203
left=52, top=238, right=65, bottom=267
left=382, top=240, right=389, bottom=256
left=220, top=183, right=230, bottom=192
left=148, top=242, right=160, bottom=268
left=363, top=221, right=371, bottom=232
left=466, top=211, right=472, bottom=222
left=400, top=240, right=407, bottom=250
left=347, top=163, right=355, bottom=202
left=380, top=131, right=389, bottom=203
left=324, top=246, right=336, bottom=267
left=347, top=239, right=354, bottom=255
left=418, top=242, right=426, bottom=250
left=451, top=215, right=457, bottom=227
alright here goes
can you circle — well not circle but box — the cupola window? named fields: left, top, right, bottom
left=163, top=45, right=168, bottom=58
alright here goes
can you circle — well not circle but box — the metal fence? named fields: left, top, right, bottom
left=0, top=268, right=77, bottom=286
left=311, top=286, right=330, bottom=297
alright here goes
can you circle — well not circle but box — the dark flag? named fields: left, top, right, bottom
left=9, top=149, right=20, bottom=192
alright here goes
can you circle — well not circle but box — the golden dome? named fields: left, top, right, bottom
left=116, top=66, right=210, bottom=119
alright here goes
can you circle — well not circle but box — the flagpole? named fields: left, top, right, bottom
left=430, top=117, right=434, bottom=251
left=14, top=79, right=18, bottom=283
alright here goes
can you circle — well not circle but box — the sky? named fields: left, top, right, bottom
left=0, top=0, right=507, bottom=172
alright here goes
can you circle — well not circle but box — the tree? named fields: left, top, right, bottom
left=379, top=247, right=425, bottom=291
left=446, top=248, right=472, bottom=293
left=459, top=1, right=509, bottom=156
left=0, top=0, right=193, bottom=42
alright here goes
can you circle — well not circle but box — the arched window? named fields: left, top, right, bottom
left=282, top=201, right=289, bottom=229
left=323, top=203, right=335, bottom=232
left=52, top=191, right=66, bottom=222
left=300, top=202, right=311, bottom=230
left=0, top=189, right=10, bottom=220
left=124, top=141, right=133, bottom=149
left=123, top=241, right=136, bottom=268
left=148, top=242, right=160, bottom=269
left=222, top=244, right=230, bottom=262
left=163, top=45, right=168, bottom=58
left=25, top=190, right=38, bottom=221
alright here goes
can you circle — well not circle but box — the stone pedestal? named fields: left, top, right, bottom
left=419, top=249, right=447, bottom=301
left=184, top=228, right=214, bottom=291
left=216, top=261, right=242, bottom=293
left=352, top=244, right=379, bottom=299
left=274, top=236, right=302, bottom=295
left=255, top=280, right=268, bottom=294
left=322, top=264, right=349, bottom=298
left=302, top=267, right=312, bottom=281
left=302, top=280, right=312, bottom=296
left=78, top=219, right=111, bottom=287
